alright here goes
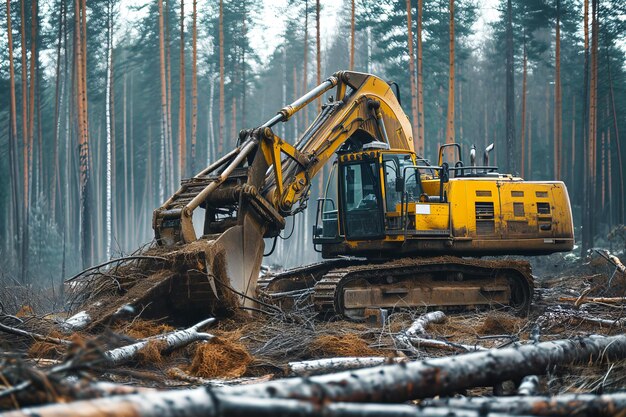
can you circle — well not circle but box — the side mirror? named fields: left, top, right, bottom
left=395, top=177, right=405, bottom=193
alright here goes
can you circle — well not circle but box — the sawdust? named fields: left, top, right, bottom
left=309, top=333, right=382, bottom=358
left=186, top=332, right=252, bottom=378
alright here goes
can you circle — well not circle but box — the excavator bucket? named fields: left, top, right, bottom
left=78, top=215, right=266, bottom=329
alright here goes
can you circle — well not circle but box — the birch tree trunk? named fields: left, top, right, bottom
left=105, top=0, right=113, bottom=260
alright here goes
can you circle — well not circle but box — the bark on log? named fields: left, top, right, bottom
left=517, top=375, right=540, bottom=396
left=0, top=322, right=71, bottom=346
left=287, top=357, right=406, bottom=376
left=1, top=390, right=533, bottom=417
left=423, top=392, right=626, bottom=417
left=395, top=311, right=446, bottom=353
left=221, top=334, right=626, bottom=403
left=57, top=311, right=91, bottom=333
left=409, top=337, right=486, bottom=352
left=104, top=317, right=214, bottom=365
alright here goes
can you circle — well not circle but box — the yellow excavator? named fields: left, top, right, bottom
left=145, top=71, right=574, bottom=322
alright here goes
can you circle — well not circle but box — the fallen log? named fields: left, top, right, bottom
left=221, top=334, right=626, bottom=403
left=423, top=392, right=626, bottom=417
left=57, top=311, right=91, bottom=333
left=287, top=357, right=406, bottom=376
left=595, top=249, right=626, bottom=274
left=395, top=311, right=446, bottom=353
left=5, top=335, right=626, bottom=416
left=409, top=337, right=486, bottom=352
left=1, top=389, right=534, bottom=417
left=0, top=322, right=71, bottom=346
left=103, top=317, right=215, bottom=366
left=559, top=296, right=626, bottom=304
left=517, top=375, right=540, bottom=396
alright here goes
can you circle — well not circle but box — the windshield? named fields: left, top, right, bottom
left=382, top=154, right=421, bottom=211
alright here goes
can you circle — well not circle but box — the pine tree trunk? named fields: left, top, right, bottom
left=417, top=0, right=425, bottom=155
left=6, top=0, right=21, bottom=262
left=581, top=0, right=590, bottom=254
left=445, top=0, right=455, bottom=151
left=303, top=0, right=309, bottom=129
left=406, top=0, right=419, bottom=152
left=520, top=42, right=527, bottom=178
left=554, top=0, right=562, bottom=180
left=606, top=46, right=624, bottom=224
left=316, top=0, right=321, bottom=107
left=51, top=0, right=64, bottom=221
left=165, top=0, right=174, bottom=190
left=191, top=0, right=197, bottom=173
left=505, top=0, right=516, bottom=173
left=19, top=0, right=29, bottom=283
left=350, top=0, right=355, bottom=70
left=178, top=0, right=186, bottom=177
left=75, top=0, right=91, bottom=268
left=585, top=0, right=598, bottom=252
left=158, top=0, right=168, bottom=202
left=218, top=0, right=225, bottom=155
left=528, top=109, right=532, bottom=176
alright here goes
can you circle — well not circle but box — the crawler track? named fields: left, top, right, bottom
left=260, top=257, right=534, bottom=320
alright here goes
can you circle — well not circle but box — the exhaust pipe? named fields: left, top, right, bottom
left=470, top=145, right=476, bottom=174
left=483, top=143, right=494, bottom=172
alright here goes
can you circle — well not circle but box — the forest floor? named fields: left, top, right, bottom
left=1, top=240, right=626, bottom=413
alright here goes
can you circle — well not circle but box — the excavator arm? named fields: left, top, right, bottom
left=151, top=71, right=414, bottom=309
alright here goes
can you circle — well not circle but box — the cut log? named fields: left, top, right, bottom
left=1, top=390, right=534, bottom=417
left=560, top=296, right=626, bottom=304
left=103, top=317, right=215, bottom=365
left=221, top=334, right=626, bottom=403
left=423, top=392, right=626, bottom=416
left=287, top=357, right=406, bottom=376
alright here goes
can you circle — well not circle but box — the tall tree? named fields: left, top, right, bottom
left=6, top=0, right=21, bottom=263
left=316, top=0, right=321, bottom=106
left=191, top=0, right=197, bottom=173
left=406, top=0, right=419, bottom=152
left=445, top=0, right=455, bottom=149
left=218, top=0, right=224, bottom=154
left=158, top=0, right=168, bottom=201
left=178, top=0, right=186, bottom=177
left=554, top=0, right=562, bottom=180
left=350, top=0, right=355, bottom=70
left=505, top=0, right=516, bottom=173
left=105, top=0, right=114, bottom=259
left=416, top=0, right=424, bottom=156
left=75, top=0, right=92, bottom=268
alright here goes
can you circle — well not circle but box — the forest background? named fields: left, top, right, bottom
left=0, top=0, right=624, bottom=290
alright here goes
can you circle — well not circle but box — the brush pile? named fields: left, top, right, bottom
left=1, top=249, right=626, bottom=416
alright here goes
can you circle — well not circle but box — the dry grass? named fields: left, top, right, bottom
left=186, top=332, right=252, bottom=379
left=136, top=340, right=167, bottom=366
left=309, top=333, right=383, bottom=358
left=115, top=319, right=175, bottom=340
